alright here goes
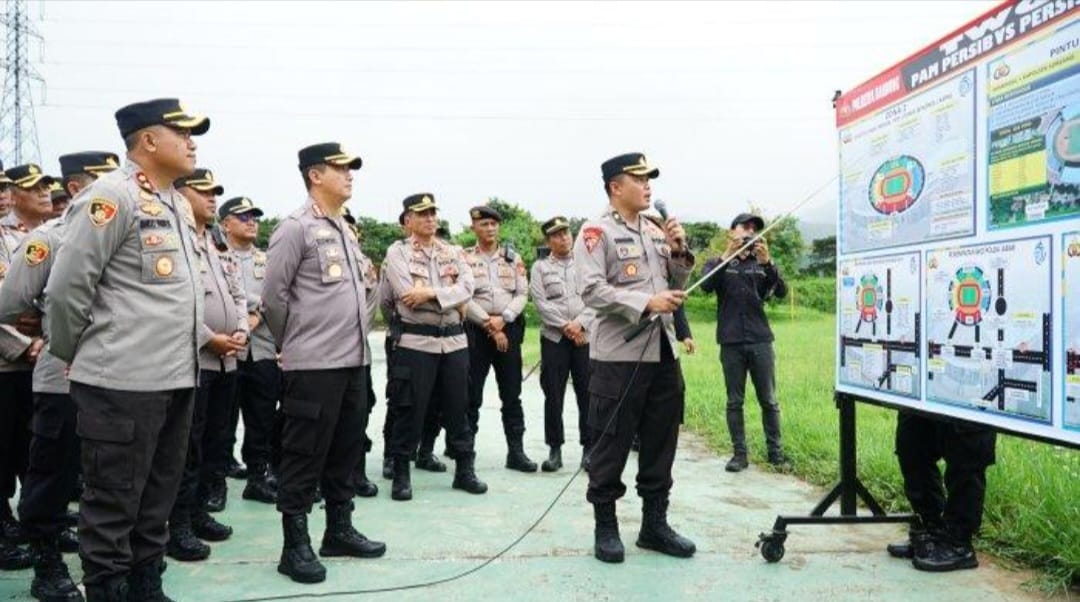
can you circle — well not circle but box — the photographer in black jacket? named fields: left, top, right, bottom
left=701, top=213, right=789, bottom=472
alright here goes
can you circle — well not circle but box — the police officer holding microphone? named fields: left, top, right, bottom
left=574, top=152, right=697, bottom=564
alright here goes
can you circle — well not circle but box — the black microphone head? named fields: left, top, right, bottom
left=653, top=199, right=668, bottom=220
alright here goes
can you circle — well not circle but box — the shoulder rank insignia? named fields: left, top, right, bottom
left=24, top=240, right=49, bottom=266
left=88, top=199, right=119, bottom=227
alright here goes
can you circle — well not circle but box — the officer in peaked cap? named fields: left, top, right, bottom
left=381, top=193, right=487, bottom=501
left=0, top=162, right=55, bottom=569
left=462, top=204, right=535, bottom=472
left=262, top=142, right=385, bottom=584
left=573, top=152, right=696, bottom=564
left=0, top=150, right=119, bottom=600
left=217, top=196, right=281, bottom=506
left=165, top=169, right=247, bottom=563
left=46, top=97, right=209, bottom=601
left=530, top=216, right=595, bottom=473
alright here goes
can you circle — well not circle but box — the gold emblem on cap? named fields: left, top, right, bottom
left=106, top=156, right=119, bottom=168
left=239, top=198, right=251, bottom=209
left=28, top=164, right=39, bottom=175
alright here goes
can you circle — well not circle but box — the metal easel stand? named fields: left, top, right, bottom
left=755, top=391, right=915, bottom=562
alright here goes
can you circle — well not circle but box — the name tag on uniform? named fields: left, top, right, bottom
left=616, top=244, right=642, bottom=259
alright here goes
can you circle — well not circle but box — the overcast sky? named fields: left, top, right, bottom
left=21, top=0, right=996, bottom=231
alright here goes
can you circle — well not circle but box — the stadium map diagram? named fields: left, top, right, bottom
left=839, top=70, right=976, bottom=253
left=838, top=253, right=921, bottom=398
left=1066, top=232, right=1080, bottom=431
left=925, top=237, right=1053, bottom=423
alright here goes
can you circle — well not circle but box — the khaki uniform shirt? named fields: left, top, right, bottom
left=232, top=246, right=277, bottom=363
left=0, top=214, right=41, bottom=373
left=573, top=206, right=693, bottom=363
left=197, top=230, right=249, bottom=373
left=262, top=200, right=367, bottom=371
left=0, top=218, right=69, bottom=392
left=529, top=252, right=595, bottom=343
left=381, top=236, right=474, bottom=354
left=46, top=162, right=206, bottom=391
left=463, top=244, right=528, bottom=325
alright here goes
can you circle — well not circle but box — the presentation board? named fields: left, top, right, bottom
left=834, top=0, right=1080, bottom=447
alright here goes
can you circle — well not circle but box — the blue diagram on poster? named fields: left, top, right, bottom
left=838, top=252, right=921, bottom=398
left=839, top=71, right=976, bottom=253
left=924, top=237, right=1052, bottom=423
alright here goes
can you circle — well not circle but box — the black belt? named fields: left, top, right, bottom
left=401, top=322, right=464, bottom=337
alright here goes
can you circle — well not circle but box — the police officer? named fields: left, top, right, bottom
left=48, top=182, right=70, bottom=221
left=164, top=169, right=246, bottom=563
left=574, top=152, right=697, bottom=564
left=219, top=196, right=281, bottom=504
left=46, top=98, right=210, bottom=601
left=0, top=162, right=54, bottom=557
left=888, top=413, right=996, bottom=572
left=0, top=151, right=119, bottom=601
left=382, top=193, right=487, bottom=501
left=530, top=216, right=595, bottom=473
left=463, top=205, right=536, bottom=472
left=0, top=164, right=42, bottom=572
left=700, top=213, right=789, bottom=472
left=262, top=142, right=385, bottom=584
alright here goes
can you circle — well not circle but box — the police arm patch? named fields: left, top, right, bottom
left=88, top=198, right=119, bottom=227
left=582, top=227, right=602, bottom=253
left=24, top=240, right=50, bottom=266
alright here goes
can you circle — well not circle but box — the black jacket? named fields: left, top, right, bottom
left=700, top=255, right=786, bottom=345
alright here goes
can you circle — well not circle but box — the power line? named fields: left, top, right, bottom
left=39, top=101, right=828, bottom=123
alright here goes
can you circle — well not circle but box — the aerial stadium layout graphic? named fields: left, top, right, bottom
left=839, top=252, right=921, bottom=398
left=839, top=70, right=976, bottom=253
left=925, top=237, right=1053, bottom=423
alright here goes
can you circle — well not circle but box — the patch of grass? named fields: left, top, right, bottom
left=522, top=310, right=1079, bottom=593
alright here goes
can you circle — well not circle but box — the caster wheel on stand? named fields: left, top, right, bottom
left=756, top=531, right=787, bottom=563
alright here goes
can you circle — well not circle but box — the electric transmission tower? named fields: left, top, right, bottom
left=0, top=0, right=44, bottom=166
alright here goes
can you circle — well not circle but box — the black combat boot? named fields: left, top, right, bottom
left=887, top=527, right=934, bottom=559
left=278, top=514, right=325, bottom=584
left=0, top=508, right=27, bottom=544
left=912, top=533, right=978, bottom=572
left=84, top=576, right=128, bottom=602
left=224, top=456, right=247, bottom=480
left=414, top=449, right=447, bottom=473
left=505, top=438, right=537, bottom=473
left=541, top=446, right=562, bottom=472
left=203, top=480, right=227, bottom=513
left=29, top=537, right=83, bottom=601
left=127, top=560, right=173, bottom=602
left=452, top=456, right=488, bottom=494
left=242, top=463, right=278, bottom=504
left=165, top=514, right=210, bottom=562
left=381, top=456, right=394, bottom=480
left=353, top=455, right=379, bottom=497
left=637, top=496, right=696, bottom=558
left=0, top=538, right=32, bottom=571
left=318, top=502, right=387, bottom=558
left=192, top=511, right=233, bottom=542
left=593, top=502, right=624, bottom=563
left=58, top=529, right=79, bottom=554
left=391, top=457, right=412, bottom=501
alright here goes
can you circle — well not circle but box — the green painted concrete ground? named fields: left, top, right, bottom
left=0, top=342, right=1039, bottom=601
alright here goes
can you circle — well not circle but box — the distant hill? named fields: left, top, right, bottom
left=799, top=220, right=835, bottom=243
